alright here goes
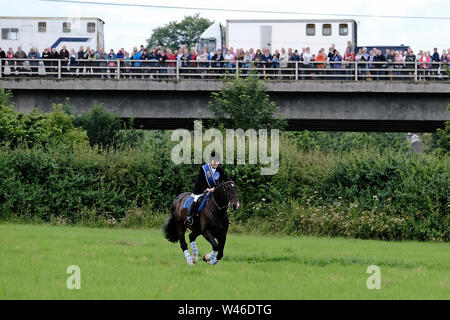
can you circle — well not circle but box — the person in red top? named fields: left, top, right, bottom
left=315, top=49, right=327, bottom=79
left=188, top=48, right=197, bottom=78
left=166, top=49, right=176, bottom=78
left=343, top=47, right=355, bottom=80
left=316, top=49, right=327, bottom=68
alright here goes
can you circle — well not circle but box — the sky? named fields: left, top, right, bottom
left=2, top=0, right=450, bottom=54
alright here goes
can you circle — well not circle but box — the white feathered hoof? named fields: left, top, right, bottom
left=192, top=253, right=199, bottom=264
left=187, top=261, right=195, bottom=266
left=203, top=253, right=211, bottom=262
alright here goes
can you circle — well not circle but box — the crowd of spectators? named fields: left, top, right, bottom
left=1, top=41, right=449, bottom=80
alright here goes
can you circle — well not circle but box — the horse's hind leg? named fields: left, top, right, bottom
left=202, top=231, right=219, bottom=265
left=177, top=225, right=194, bottom=266
left=189, top=231, right=200, bottom=264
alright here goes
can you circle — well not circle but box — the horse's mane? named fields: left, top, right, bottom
left=213, top=180, right=233, bottom=194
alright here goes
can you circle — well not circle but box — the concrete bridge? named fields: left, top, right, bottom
left=1, top=78, right=449, bottom=131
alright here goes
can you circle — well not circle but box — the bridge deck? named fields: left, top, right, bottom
left=2, top=78, right=449, bottom=132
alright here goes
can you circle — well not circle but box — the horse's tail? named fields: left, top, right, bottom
left=163, top=216, right=179, bottom=243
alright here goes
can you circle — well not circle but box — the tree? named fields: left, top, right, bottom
left=74, top=104, right=122, bottom=148
left=146, top=14, right=213, bottom=51
left=73, top=104, right=144, bottom=149
left=208, top=76, right=287, bottom=130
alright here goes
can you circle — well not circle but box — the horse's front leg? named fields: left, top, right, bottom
left=217, top=233, right=227, bottom=261
left=189, top=230, right=200, bottom=264
left=202, top=231, right=219, bottom=265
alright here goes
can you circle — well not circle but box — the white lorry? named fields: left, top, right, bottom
left=0, top=16, right=105, bottom=52
left=198, top=19, right=357, bottom=54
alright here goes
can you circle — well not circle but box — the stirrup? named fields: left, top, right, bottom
left=185, top=216, right=193, bottom=227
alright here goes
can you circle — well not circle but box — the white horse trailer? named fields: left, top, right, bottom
left=0, top=17, right=105, bottom=52
left=226, top=19, right=357, bottom=54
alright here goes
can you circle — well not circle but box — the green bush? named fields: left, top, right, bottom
left=287, top=131, right=410, bottom=153
left=436, top=121, right=449, bottom=155
left=0, top=90, right=88, bottom=149
left=73, top=104, right=144, bottom=149
left=0, top=133, right=447, bottom=241
left=74, top=104, right=122, bottom=148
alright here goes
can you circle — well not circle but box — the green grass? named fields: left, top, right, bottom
left=0, top=223, right=449, bottom=299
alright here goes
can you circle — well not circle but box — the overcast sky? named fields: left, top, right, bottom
left=3, top=0, right=450, bottom=53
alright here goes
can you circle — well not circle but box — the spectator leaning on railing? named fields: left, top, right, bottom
left=60, top=45, right=70, bottom=75
left=149, top=48, right=160, bottom=77
left=272, top=53, right=279, bottom=70
left=107, top=49, right=116, bottom=78
left=376, top=49, right=387, bottom=80
left=394, top=51, right=404, bottom=79
left=50, top=48, right=60, bottom=75
left=131, top=47, right=142, bottom=78
left=419, top=51, right=431, bottom=80
left=180, top=48, right=189, bottom=70
left=279, top=48, right=288, bottom=71
left=237, top=48, right=245, bottom=64
left=1, top=43, right=449, bottom=81
left=69, top=48, right=77, bottom=74
left=211, top=50, right=223, bottom=70
left=188, top=48, right=197, bottom=76
left=77, top=47, right=85, bottom=76
left=28, top=48, right=40, bottom=76
left=6, top=48, right=14, bottom=73
left=85, top=48, right=96, bottom=77
left=0, top=47, right=5, bottom=74
left=316, top=49, right=326, bottom=71
left=261, top=49, right=272, bottom=74
left=166, top=49, right=176, bottom=75
left=343, top=47, right=355, bottom=80
left=243, top=50, right=252, bottom=72
left=431, top=48, right=440, bottom=77
left=405, top=48, right=416, bottom=80
left=42, top=47, right=52, bottom=74
left=98, top=48, right=108, bottom=78
left=197, top=47, right=209, bottom=74
left=141, top=49, right=150, bottom=77
left=331, top=50, right=342, bottom=68
left=14, top=46, right=27, bottom=73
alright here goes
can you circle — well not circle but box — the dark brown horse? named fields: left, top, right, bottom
left=163, top=181, right=239, bottom=265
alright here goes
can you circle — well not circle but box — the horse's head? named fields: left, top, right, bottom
left=221, top=180, right=240, bottom=211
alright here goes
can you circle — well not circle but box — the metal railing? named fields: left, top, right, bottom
left=1, top=58, right=449, bottom=81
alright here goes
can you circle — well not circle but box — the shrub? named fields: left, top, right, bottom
left=0, top=132, right=447, bottom=241
left=74, top=104, right=122, bottom=148
left=0, top=94, right=88, bottom=149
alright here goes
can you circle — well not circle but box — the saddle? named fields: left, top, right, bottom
left=183, top=193, right=211, bottom=213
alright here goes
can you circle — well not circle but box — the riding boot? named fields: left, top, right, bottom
left=185, top=201, right=197, bottom=227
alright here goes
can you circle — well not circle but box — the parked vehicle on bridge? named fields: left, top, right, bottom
left=0, top=16, right=105, bottom=51
left=198, top=19, right=358, bottom=54
left=197, top=22, right=223, bottom=52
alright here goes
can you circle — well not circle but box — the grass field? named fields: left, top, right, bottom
left=0, top=223, right=449, bottom=299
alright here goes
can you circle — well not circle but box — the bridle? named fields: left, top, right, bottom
left=208, top=181, right=238, bottom=213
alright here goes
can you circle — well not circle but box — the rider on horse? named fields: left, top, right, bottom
left=185, top=151, right=228, bottom=227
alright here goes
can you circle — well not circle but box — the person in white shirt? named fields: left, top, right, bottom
left=224, top=49, right=234, bottom=69
left=302, top=47, right=313, bottom=79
